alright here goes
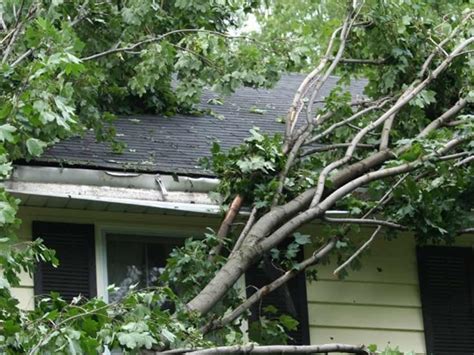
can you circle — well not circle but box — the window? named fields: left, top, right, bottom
left=246, top=242, right=310, bottom=346
left=33, top=221, right=96, bottom=301
left=33, top=221, right=310, bottom=345
left=417, top=246, right=474, bottom=354
left=106, top=234, right=179, bottom=302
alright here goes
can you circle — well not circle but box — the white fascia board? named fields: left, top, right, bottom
left=5, top=181, right=221, bottom=214
left=10, top=166, right=219, bottom=193
left=6, top=165, right=347, bottom=216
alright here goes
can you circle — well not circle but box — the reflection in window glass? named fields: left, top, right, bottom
left=106, top=235, right=178, bottom=302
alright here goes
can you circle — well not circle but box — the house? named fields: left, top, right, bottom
left=5, top=74, right=473, bottom=354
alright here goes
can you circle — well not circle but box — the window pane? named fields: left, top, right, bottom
left=146, top=243, right=169, bottom=286
left=107, top=239, right=146, bottom=302
left=106, top=235, right=180, bottom=302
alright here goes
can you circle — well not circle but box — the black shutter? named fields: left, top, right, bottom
left=33, top=221, right=96, bottom=301
left=246, top=255, right=310, bottom=345
left=417, top=246, right=474, bottom=354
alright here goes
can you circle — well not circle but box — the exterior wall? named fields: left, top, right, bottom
left=12, top=206, right=221, bottom=310
left=305, top=233, right=426, bottom=354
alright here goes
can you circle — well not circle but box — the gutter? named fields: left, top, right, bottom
left=10, top=166, right=218, bottom=193
left=4, top=165, right=347, bottom=216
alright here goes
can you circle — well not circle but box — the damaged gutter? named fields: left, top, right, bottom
left=5, top=165, right=220, bottom=214
left=4, top=165, right=347, bottom=216
left=11, top=166, right=218, bottom=192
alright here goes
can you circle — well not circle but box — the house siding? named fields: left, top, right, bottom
left=305, top=233, right=426, bottom=353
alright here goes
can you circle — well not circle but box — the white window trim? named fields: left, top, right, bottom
left=95, top=224, right=194, bottom=302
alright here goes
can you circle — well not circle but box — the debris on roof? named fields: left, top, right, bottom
left=28, top=74, right=366, bottom=177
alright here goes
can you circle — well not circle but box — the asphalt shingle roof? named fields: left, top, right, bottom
left=31, top=74, right=367, bottom=177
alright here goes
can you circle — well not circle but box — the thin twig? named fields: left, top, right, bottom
left=329, top=57, right=386, bottom=64
left=334, top=226, right=381, bottom=275
left=82, top=29, right=258, bottom=61
left=323, top=216, right=407, bottom=230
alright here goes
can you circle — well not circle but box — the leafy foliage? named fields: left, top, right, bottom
left=0, top=0, right=473, bottom=353
left=201, top=127, right=286, bottom=207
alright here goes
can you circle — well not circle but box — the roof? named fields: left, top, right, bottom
left=27, top=74, right=367, bottom=177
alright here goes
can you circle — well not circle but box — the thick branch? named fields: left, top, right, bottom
left=310, top=36, right=474, bottom=207
left=230, top=206, right=258, bottom=257
left=186, top=150, right=393, bottom=315
left=179, top=343, right=368, bottom=354
left=207, top=238, right=336, bottom=332
left=261, top=135, right=471, bottom=252
left=418, top=98, right=467, bottom=138
left=187, top=133, right=470, bottom=315
left=302, top=143, right=376, bottom=156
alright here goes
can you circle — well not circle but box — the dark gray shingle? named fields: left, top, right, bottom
left=32, top=74, right=366, bottom=177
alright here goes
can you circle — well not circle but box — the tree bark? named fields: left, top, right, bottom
left=210, top=194, right=244, bottom=258
left=159, top=343, right=369, bottom=354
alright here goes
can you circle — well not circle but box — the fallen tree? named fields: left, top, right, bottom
left=0, top=0, right=473, bottom=354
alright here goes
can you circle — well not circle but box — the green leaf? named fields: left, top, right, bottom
left=262, top=305, right=278, bottom=314
left=0, top=102, right=13, bottom=120
left=279, top=314, right=299, bottom=331
left=26, top=138, right=47, bottom=156
left=0, top=201, right=16, bottom=224
left=3, top=320, right=21, bottom=336
left=367, top=344, right=378, bottom=352
left=0, top=124, right=17, bottom=142
left=161, top=328, right=176, bottom=342
left=293, top=232, right=311, bottom=245
left=249, top=106, right=267, bottom=115
left=399, top=143, right=424, bottom=162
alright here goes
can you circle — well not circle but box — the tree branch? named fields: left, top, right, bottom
left=323, top=216, right=407, bottom=230
left=310, top=36, right=474, bottom=208
left=418, top=98, right=467, bottom=138
left=205, top=238, right=336, bottom=332
left=302, top=143, right=376, bottom=156
left=305, top=98, right=391, bottom=145
left=81, top=29, right=254, bottom=61
left=329, top=57, right=387, bottom=65
left=334, top=226, right=381, bottom=275
left=210, top=195, right=244, bottom=259
left=261, top=134, right=471, bottom=253
left=304, top=3, right=363, bottom=127
left=230, top=206, right=258, bottom=257
left=159, top=343, right=368, bottom=355
left=454, top=155, right=474, bottom=167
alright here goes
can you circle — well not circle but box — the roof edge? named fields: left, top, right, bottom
left=9, top=165, right=218, bottom=193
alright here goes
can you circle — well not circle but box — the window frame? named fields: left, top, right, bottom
left=96, top=225, right=190, bottom=302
